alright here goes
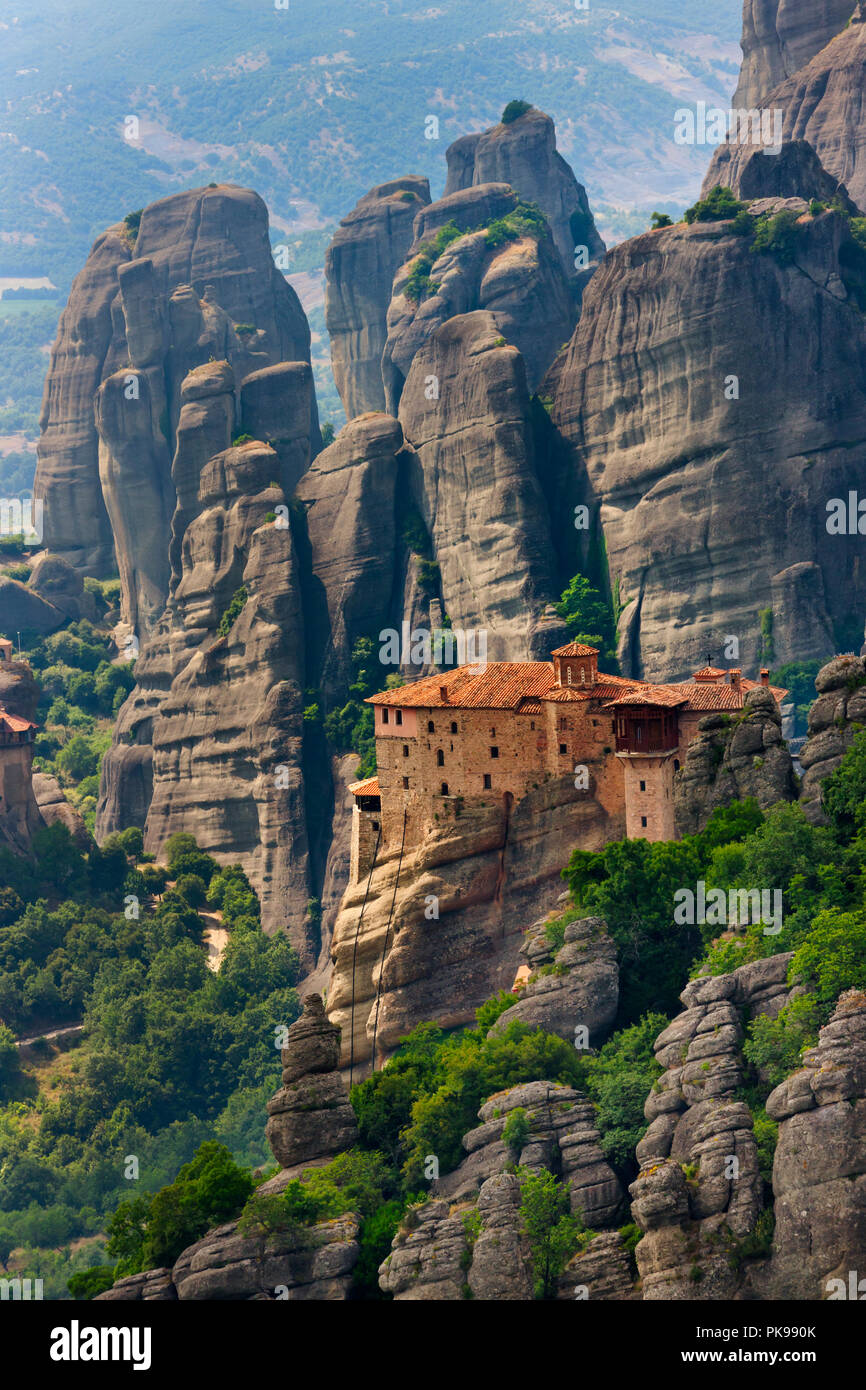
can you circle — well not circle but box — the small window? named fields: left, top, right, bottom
left=483, top=774, right=491, bottom=790
left=395, top=709, right=403, bottom=726
left=559, top=717, right=567, bottom=731
left=490, top=727, right=496, bottom=737
left=567, top=667, right=573, bottom=686
left=450, top=721, right=458, bottom=734
left=402, top=745, right=409, bottom=757
left=436, top=749, right=445, bottom=766
left=580, top=667, right=586, bottom=685
left=441, top=782, right=449, bottom=796
left=372, top=820, right=380, bottom=831
left=382, top=708, right=389, bottom=724
left=640, top=816, right=648, bottom=828
left=559, top=743, right=567, bottom=755
left=427, top=720, right=435, bottom=733
left=402, top=776, right=409, bottom=789
left=490, top=746, right=499, bottom=759
left=639, top=780, right=646, bottom=792
left=674, top=759, right=681, bottom=771
left=530, top=721, right=535, bottom=731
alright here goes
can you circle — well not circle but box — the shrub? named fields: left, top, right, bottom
left=67, top=1265, right=117, bottom=1299
left=684, top=186, right=747, bottom=224
left=217, top=585, right=247, bottom=637
left=518, top=1166, right=587, bottom=1298
left=650, top=212, right=673, bottom=229
left=751, top=209, right=803, bottom=265
left=502, top=1106, right=531, bottom=1158
left=501, top=100, right=533, bottom=124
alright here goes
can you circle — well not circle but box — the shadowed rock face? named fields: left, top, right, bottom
left=443, top=107, right=605, bottom=286
left=325, top=177, right=431, bottom=419
left=35, top=185, right=313, bottom=591
left=382, top=185, right=576, bottom=414
left=398, top=311, right=564, bottom=663
left=733, top=0, right=856, bottom=109
left=489, top=914, right=619, bottom=1046
left=710, top=139, right=859, bottom=209
left=706, top=8, right=866, bottom=211
left=548, top=208, right=866, bottom=680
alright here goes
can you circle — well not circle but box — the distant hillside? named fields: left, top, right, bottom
left=0, top=0, right=742, bottom=289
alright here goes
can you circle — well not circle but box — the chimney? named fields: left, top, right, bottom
left=439, top=685, right=448, bottom=703
left=760, top=669, right=770, bottom=687
left=729, top=668, right=742, bottom=692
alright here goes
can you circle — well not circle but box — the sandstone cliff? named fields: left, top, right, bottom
left=35, top=185, right=314, bottom=613
left=328, top=778, right=621, bottom=1077
left=732, top=0, right=855, bottom=109
left=382, top=183, right=576, bottom=413
left=325, top=177, right=431, bottom=419
left=399, top=311, right=565, bottom=662
left=707, top=6, right=866, bottom=211
left=547, top=201, right=866, bottom=680
left=443, top=107, right=605, bottom=288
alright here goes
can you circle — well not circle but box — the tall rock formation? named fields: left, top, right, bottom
left=382, top=184, right=575, bottom=414
left=35, top=185, right=314, bottom=609
left=707, top=6, right=866, bottom=211
left=443, top=107, right=605, bottom=288
left=547, top=202, right=866, bottom=680
left=325, top=177, right=430, bottom=419
left=398, top=311, right=564, bottom=662
left=96, top=359, right=316, bottom=959
left=732, top=0, right=855, bottom=109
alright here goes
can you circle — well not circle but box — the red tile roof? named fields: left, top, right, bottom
left=604, top=678, right=787, bottom=712
left=367, top=663, right=557, bottom=710
left=692, top=666, right=728, bottom=679
left=0, top=709, right=36, bottom=733
left=350, top=776, right=380, bottom=797
left=550, top=642, right=599, bottom=658
left=603, top=685, right=690, bottom=709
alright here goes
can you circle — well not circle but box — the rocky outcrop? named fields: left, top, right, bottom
left=399, top=311, right=564, bottom=663
left=325, top=177, right=430, bottom=419
left=548, top=205, right=866, bottom=679
left=96, top=360, right=316, bottom=955
left=264, top=994, right=359, bottom=1181
left=629, top=955, right=795, bottom=1299
left=675, top=687, right=798, bottom=835
left=95, top=1268, right=176, bottom=1302
left=26, top=552, right=96, bottom=624
left=711, top=139, right=858, bottom=209
left=489, top=913, right=618, bottom=1046
left=170, top=1213, right=360, bottom=1301
left=382, top=185, right=575, bottom=413
left=296, top=412, right=407, bottom=703
left=379, top=1079, right=625, bottom=1300
left=32, top=772, right=89, bottom=848
left=0, top=575, right=69, bottom=635
left=329, top=776, right=620, bottom=1077
left=761, top=988, right=866, bottom=1299
left=35, top=184, right=314, bottom=605
left=0, top=660, right=39, bottom=721
left=732, top=0, right=855, bottom=109
left=707, top=7, right=866, bottom=211
left=443, top=107, right=605, bottom=286
left=798, top=654, right=866, bottom=822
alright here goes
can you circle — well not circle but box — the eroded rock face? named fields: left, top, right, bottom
left=382, top=185, right=575, bottom=413
left=379, top=1080, right=624, bottom=1300
left=707, top=8, right=866, bottom=211
left=265, top=994, right=359, bottom=1177
left=675, top=687, right=798, bottom=836
left=325, top=177, right=431, bottom=419
left=489, top=914, right=618, bottom=1046
left=97, top=360, right=316, bottom=954
left=761, top=989, right=866, bottom=1299
left=443, top=107, right=605, bottom=285
left=329, top=777, right=620, bottom=1076
left=708, top=140, right=858, bottom=210
left=32, top=772, right=89, bottom=849
left=399, top=311, right=564, bottom=663
left=629, top=957, right=795, bottom=1300
left=171, top=1214, right=360, bottom=1300
left=732, top=0, right=856, bottom=111
left=26, top=552, right=96, bottom=624
left=35, top=184, right=313, bottom=600
left=798, top=654, right=866, bottom=822
left=548, top=208, right=866, bottom=679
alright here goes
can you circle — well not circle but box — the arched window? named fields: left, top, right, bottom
left=450, top=721, right=458, bottom=734
left=436, top=749, right=445, bottom=766
left=580, top=667, right=586, bottom=684
left=567, top=667, right=573, bottom=686
left=427, top=720, right=435, bottom=733
left=441, top=782, right=449, bottom=796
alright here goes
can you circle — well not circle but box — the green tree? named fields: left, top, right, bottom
left=555, top=573, right=615, bottom=654
left=518, top=1167, right=585, bottom=1299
